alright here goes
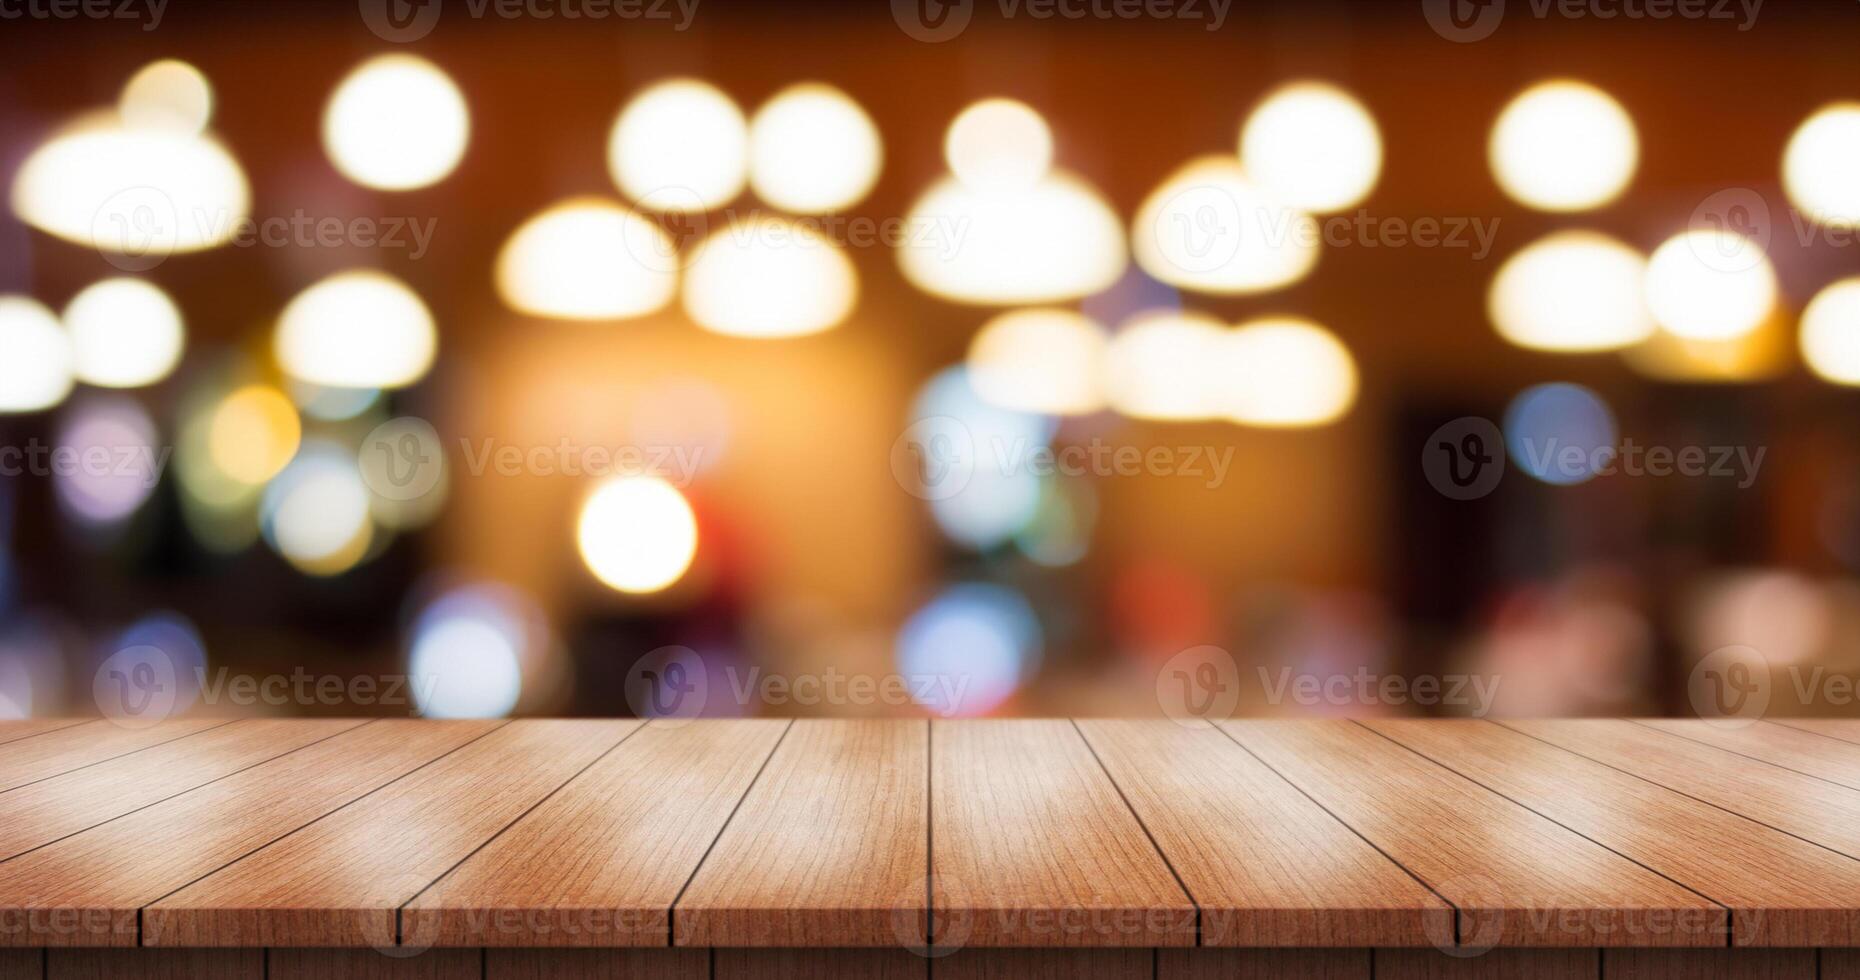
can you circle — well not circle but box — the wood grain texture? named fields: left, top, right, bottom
left=0, top=718, right=367, bottom=861
left=0, top=719, right=497, bottom=947
left=1634, top=720, right=1860, bottom=792
left=1157, top=948, right=1370, bottom=979
left=0, top=721, right=88, bottom=748
left=675, top=719, right=925, bottom=947
left=0, top=719, right=228, bottom=793
left=0, top=950, right=38, bottom=980
left=1828, top=949, right=1860, bottom=979
left=1504, top=720, right=1860, bottom=859
left=486, top=948, right=707, bottom=980
left=45, top=948, right=259, bottom=979
left=401, top=719, right=790, bottom=947
left=1223, top=720, right=1724, bottom=948
left=266, top=948, right=478, bottom=980
left=934, top=949, right=1151, bottom=980
left=1077, top=720, right=1450, bottom=947
left=144, top=720, right=639, bottom=947
left=714, top=948, right=924, bottom=980
left=1770, top=720, right=1860, bottom=746
left=930, top=720, right=1195, bottom=948
left=1373, top=949, right=1599, bottom=979
left=1366, top=719, right=1860, bottom=946
left=1600, top=949, right=1816, bottom=979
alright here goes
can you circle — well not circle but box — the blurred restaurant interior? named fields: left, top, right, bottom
left=2, top=0, right=1860, bottom=722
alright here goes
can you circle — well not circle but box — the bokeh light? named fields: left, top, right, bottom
left=946, top=98, right=1053, bottom=192
left=1488, top=232, right=1653, bottom=352
left=576, top=475, right=699, bottom=594
left=910, top=367, right=1056, bottom=549
left=1643, top=230, right=1777, bottom=341
left=965, top=309, right=1108, bottom=416
left=261, top=442, right=375, bottom=577
left=607, top=79, right=747, bottom=212
left=274, top=270, right=437, bottom=389
left=749, top=83, right=882, bottom=214
left=896, top=582, right=1042, bottom=716
left=1504, top=382, right=1617, bottom=486
left=1799, top=277, right=1860, bottom=385
left=120, top=59, right=212, bottom=135
left=62, top=278, right=185, bottom=388
left=1103, top=310, right=1226, bottom=421
left=110, top=613, right=207, bottom=716
left=1132, top=156, right=1319, bottom=295
left=1239, top=82, right=1382, bottom=213
left=899, top=173, right=1125, bottom=304
left=322, top=55, right=470, bottom=191
left=54, top=396, right=161, bottom=527
left=1221, top=317, right=1358, bottom=428
left=408, top=585, right=535, bottom=718
left=1489, top=80, right=1637, bottom=211
left=208, top=384, right=302, bottom=486
left=0, top=297, right=74, bottom=413
left=1783, top=103, right=1860, bottom=229
left=682, top=215, right=858, bottom=337
left=495, top=198, right=678, bottom=321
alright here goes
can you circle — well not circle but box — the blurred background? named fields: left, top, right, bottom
left=1, top=0, right=1858, bottom=722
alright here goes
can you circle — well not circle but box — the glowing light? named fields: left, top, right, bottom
left=1490, top=81, right=1637, bottom=211
left=1622, top=310, right=1789, bottom=384
left=1643, top=230, right=1777, bottom=341
left=291, top=381, right=380, bottom=422
left=946, top=98, right=1052, bottom=192
left=681, top=215, right=857, bottom=338
left=1800, top=278, right=1860, bottom=385
left=607, top=79, right=747, bottom=212
left=1239, top=82, right=1382, bottom=213
left=896, top=583, right=1041, bottom=716
left=495, top=198, right=677, bottom=321
left=0, top=297, right=73, bottom=413
left=111, top=613, right=206, bottom=715
left=408, top=586, right=532, bottom=719
left=208, top=385, right=302, bottom=486
left=1784, top=104, right=1860, bottom=228
left=576, top=475, right=698, bottom=594
left=1221, top=317, right=1357, bottom=427
left=899, top=174, right=1125, bottom=304
left=261, top=443, right=374, bottom=577
left=54, top=396, right=160, bottom=526
left=1132, top=156, right=1319, bottom=295
left=908, top=367, right=1055, bottom=549
left=1015, top=479, right=1095, bottom=568
left=749, top=83, right=882, bottom=213
left=1103, top=310, right=1226, bottom=421
left=965, top=309, right=1108, bottom=415
left=323, top=55, right=469, bottom=191
left=62, top=278, right=185, bottom=388
left=1488, top=232, right=1653, bottom=352
left=1504, top=382, right=1617, bottom=486
left=274, top=270, right=437, bottom=389
left=120, top=60, right=212, bottom=135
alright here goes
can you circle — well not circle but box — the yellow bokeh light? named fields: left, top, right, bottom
left=1104, top=310, right=1227, bottom=421
left=607, top=79, right=747, bottom=213
left=576, top=475, right=698, bottom=594
left=1488, top=231, right=1653, bottom=353
left=1221, top=317, right=1358, bottom=427
left=1132, top=155, right=1318, bottom=295
left=1240, top=81, right=1382, bottom=213
left=681, top=215, right=858, bottom=338
left=1490, top=80, right=1637, bottom=212
left=966, top=309, right=1108, bottom=415
left=120, top=60, right=212, bottom=135
left=62, top=278, right=186, bottom=387
left=495, top=198, right=678, bottom=321
left=1644, top=230, right=1777, bottom=341
left=749, top=83, right=882, bottom=214
left=946, top=98, right=1053, bottom=192
left=1784, top=103, right=1860, bottom=229
left=208, top=384, right=302, bottom=486
left=1800, top=278, right=1860, bottom=385
left=0, top=297, right=73, bottom=414
left=274, top=270, right=437, bottom=389
left=1623, top=308, right=1790, bottom=384
left=899, top=173, right=1125, bottom=305
left=323, top=55, right=470, bottom=192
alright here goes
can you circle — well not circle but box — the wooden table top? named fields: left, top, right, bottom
left=1, top=717, right=1858, bottom=952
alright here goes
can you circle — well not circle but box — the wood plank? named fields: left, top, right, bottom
left=486, top=948, right=707, bottom=980
left=267, top=949, right=478, bottom=980
left=0, top=721, right=87, bottom=748
left=1635, top=720, right=1860, bottom=792
left=1770, top=720, right=1860, bottom=746
left=45, top=949, right=258, bottom=980
left=929, top=719, right=1195, bottom=948
left=1600, top=949, right=1816, bottom=979
left=1366, top=719, right=1860, bottom=946
left=934, top=949, right=1150, bottom=980
left=1828, top=949, right=1860, bottom=979
left=1158, top=949, right=1370, bottom=980
left=401, top=719, right=790, bottom=947
left=675, top=719, right=926, bottom=947
left=0, top=719, right=498, bottom=947
left=1373, top=949, right=1598, bottom=979
left=1076, top=719, right=1450, bottom=947
left=0, top=719, right=368, bottom=861
left=714, top=948, right=923, bottom=980
left=0, top=720, right=228, bottom=793
left=1222, top=720, right=1724, bottom=948
left=144, top=720, right=640, bottom=947
left=1503, top=720, right=1860, bottom=859
left=0, top=950, right=37, bottom=980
